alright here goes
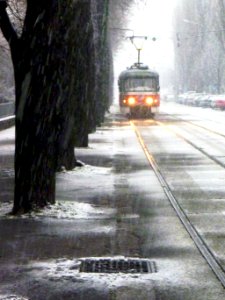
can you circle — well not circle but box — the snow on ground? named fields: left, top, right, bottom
left=1, top=257, right=158, bottom=298
left=0, top=127, right=15, bottom=155
left=58, top=164, right=113, bottom=177
left=27, top=257, right=157, bottom=286
left=0, top=127, right=15, bottom=141
left=0, top=296, right=28, bottom=300
left=0, top=255, right=206, bottom=300
left=0, top=164, right=115, bottom=219
left=56, top=161, right=115, bottom=204
left=0, top=200, right=116, bottom=220
left=0, top=257, right=157, bottom=300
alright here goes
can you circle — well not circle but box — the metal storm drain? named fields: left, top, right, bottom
left=79, top=258, right=157, bottom=274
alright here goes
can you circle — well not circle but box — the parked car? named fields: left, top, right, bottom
left=177, top=91, right=196, bottom=105
left=210, top=95, right=225, bottom=110
left=189, top=93, right=204, bottom=106
left=194, top=94, right=211, bottom=107
left=185, top=92, right=203, bottom=106
left=176, top=93, right=186, bottom=104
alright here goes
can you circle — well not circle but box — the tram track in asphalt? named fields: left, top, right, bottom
left=162, top=112, right=225, bottom=139
left=154, top=119, right=225, bottom=170
left=130, top=120, right=225, bottom=289
left=182, top=120, right=225, bottom=139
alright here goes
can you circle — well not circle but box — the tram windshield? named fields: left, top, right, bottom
left=124, top=77, right=158, bottom=92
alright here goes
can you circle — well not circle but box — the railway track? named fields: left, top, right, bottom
left=130, top=119, right=225, bottom=289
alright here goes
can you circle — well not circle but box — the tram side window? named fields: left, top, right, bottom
left=124, top=78, right=157, bottom=91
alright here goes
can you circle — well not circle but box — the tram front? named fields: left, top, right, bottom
left=118, top=63, right=160, bottom=118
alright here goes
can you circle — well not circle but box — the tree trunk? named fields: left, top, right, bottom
left=0, top=0, right=111, bottom=213
left=0, top=1, right=76, bottom=213
left=13, top=2, right=59, bottom=213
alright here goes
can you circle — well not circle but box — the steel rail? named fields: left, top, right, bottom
left=130, top=120, right=225, bottom=289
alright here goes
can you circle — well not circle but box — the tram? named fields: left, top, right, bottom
left=118, top=63, right=160, bottom=117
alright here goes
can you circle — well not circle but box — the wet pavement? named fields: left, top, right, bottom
left=0, top=108, right=225, bottom=299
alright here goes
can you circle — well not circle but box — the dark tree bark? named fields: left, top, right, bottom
left=72, top=0, right=93, bottom=148
left=13, top=1, right=62, bottom=212
left=0, top=0, right=111, bottom=214
left=91, top=0, right=111, bottom=128
left=0, top=1, right=77, bottom=213
left=69, top=0, right=111, bottom=148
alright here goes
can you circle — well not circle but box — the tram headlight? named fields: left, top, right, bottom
left=128, top=97, right=136, bottom=106
left=145, top=96, right=154, bottom=105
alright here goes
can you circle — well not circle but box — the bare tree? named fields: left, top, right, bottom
left=173, top=0, right=225, bottom=93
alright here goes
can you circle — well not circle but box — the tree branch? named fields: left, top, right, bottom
left=0, top=0, right=18, bottom=49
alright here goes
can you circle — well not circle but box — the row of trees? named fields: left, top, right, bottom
left=0, top=0, right=136, bottom=214
left=173, top=0, right=225, bottom=94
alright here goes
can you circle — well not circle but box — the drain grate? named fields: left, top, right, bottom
left=79, top=258, right=157, bottom=274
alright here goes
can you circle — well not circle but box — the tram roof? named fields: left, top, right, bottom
left=119, top=63, right=159, bottom=81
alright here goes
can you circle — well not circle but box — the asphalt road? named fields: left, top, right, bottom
left=0, top=103, right=225, bottom=299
